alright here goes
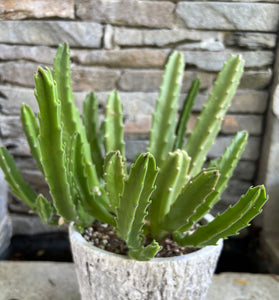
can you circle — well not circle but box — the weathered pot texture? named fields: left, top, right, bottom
left=69, top=221, right=223, bottom=300
left=0, top=169, right=12, bottom=257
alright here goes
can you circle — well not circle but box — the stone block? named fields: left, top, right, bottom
left=93, top=91, right=268, bottom=117
left=0, top=136, right=30, bottom=156
left=104, top=92, right=156, bottom=117
left=0, top=44, right=56, bottom=64
left=0, top=62, right=120, bottom=91
left=0, top=21, right=103, bottom=47
left=193, top=91, right=268, bottom=114
left=219, top=179, right=253, bottom=206
left=119, top=70, right=162, bottom=93
left=71, top=49, right=169, bottom=68
left=176, top=2, right=279, bottom=32
left=0, top=0, right=74, bottom=20
left=0, top=87, right=269, bottom=116
left=182, top=51, right=274, bottom=71
left=71, top=66, right=120, bottom=92
left=240, top=70, right=273, bottom=90
left=125, top=136, right=260, bottom=162
left=0, top=87, right=98, bottom=116
left=124, top=116, right=152, bottom=139
left=225, top=32, right=277, bottom=49
left=176, top=114, right=263, bottom=137
left=80, top=91, right=157, bottom=123
left=76, top=0, right=175, bottom=29
left=116, top=68, right=273, bottom=93
left=125, top=139, right=149, bottom=161
left=231, top=91, right=268, bottom=114
left=0, top=85, right=38, bottom=115
left=224, top=179, right=254, bottom=200
left=118, top=70, right=214, bottom=92
left=14, top=157, right=38, bottom=172
left=114, top=28, right=223, bottom=48
left=208, top=136, right=261, bottom=161
left=0, top=61, right=39, bottom=88
left=233, top=161, right=256, bottom=181
left=177, top=40, right=225, bottom=52
left=221, top=115, right=263, bottom=135
left=0, top=115, right=24, bottom=138
left=104, top=24, right=114, bottom=50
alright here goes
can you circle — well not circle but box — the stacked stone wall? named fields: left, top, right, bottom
left=0, top=0, right=278, bottom=232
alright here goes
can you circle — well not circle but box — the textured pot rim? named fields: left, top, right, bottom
left=69, top=214, right=223, bottom=263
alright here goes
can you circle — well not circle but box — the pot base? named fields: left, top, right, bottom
left=70, top=224, right=223, bottom=300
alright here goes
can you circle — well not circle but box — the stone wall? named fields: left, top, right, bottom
left=0, top=0, right=278, bottom=233
left=258, top=37, right=279, bottom=272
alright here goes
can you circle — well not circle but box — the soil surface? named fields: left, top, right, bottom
left=82, top=220, right=199, bottom=258
left=3, top=224, right=270, bottom=273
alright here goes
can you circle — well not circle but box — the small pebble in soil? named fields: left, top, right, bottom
left=82, top=221, right=199, bottom=258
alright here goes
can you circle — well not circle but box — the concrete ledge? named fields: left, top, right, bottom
left=0, top=261, right=278, bottom=300
left=207, top=272, right=279, bottom=300
left=0, top=262, right=80, bottom=300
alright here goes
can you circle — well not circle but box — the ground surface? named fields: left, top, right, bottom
left=0, top=261, right=278, bottom=300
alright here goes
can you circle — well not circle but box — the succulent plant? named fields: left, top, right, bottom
left=0, top=43, right=268, bottom=261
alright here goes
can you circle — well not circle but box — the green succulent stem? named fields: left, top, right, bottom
left=174, top=185, right=268, bottom=247
left=173, top=77, right=200, bottom=150
left=178, top=130, right=249, bottom=233
left=53, top=43, right=100, bottom=190
left=117, top=153, right=158, bottom=243
left=82, top=92, right=104, bottom=178
left=21, top=104, right=44, bottom=174
left=0, top=146, right=37, bottom=210
left=103, top=151, right=125, bottom=213
left=34, top=67, right=76, bottom=221
left=148, top=52, right=184, bottom=167
left=148, top=149, right=191, bottom=237
left=160, top=168, right=220, bottom=236
left=184, top=55, right=245, bottom=176
left=52, top=43, right=80, bottom=146
left=104, top=91, right=125, bottom=158
left=70, top=133, right=114, bottom=225
left=36, top=194, right=58, bottom=225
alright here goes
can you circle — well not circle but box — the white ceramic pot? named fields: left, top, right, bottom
left=70, top=219, right=223, bottom=300
left=0, top=215, right=12, bottom=257
left=0, top=169, right=12, bottom=257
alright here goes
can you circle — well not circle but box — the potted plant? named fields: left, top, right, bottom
left=0, top=43, right=268, bottom=300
